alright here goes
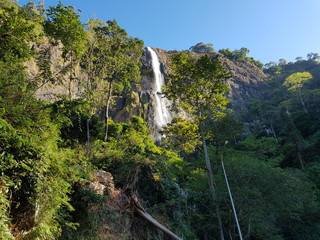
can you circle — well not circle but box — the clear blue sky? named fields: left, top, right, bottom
left=18, top=0, right=320, bottom=64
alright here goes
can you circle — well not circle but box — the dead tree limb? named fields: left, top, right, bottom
left=131, top=196, right=183, bottom=240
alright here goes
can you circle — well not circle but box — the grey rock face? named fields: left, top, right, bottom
left=30, top=44, right=268, bottom=138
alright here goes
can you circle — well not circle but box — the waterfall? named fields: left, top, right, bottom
left=147, top=47, right=172, bottom=139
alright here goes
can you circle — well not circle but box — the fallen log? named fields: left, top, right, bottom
left=131, top=196, right=183, bottom=240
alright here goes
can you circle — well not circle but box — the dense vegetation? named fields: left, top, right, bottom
left=1, top=1, right=320, bottom=240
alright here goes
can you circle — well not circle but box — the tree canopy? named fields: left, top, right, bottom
left=189, top=42, right=215, bottom=53
left=283, top=72, right=313, bottom=92
left=164, top=52, right=230, bottom=119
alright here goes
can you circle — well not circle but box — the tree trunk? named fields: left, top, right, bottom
left=221, top=152, right=243, bottom=240
left=298, top=87, right=308, bottom=113
left=68, top=78, right=72, bottom=99
left=228, top=229, right=234, bottom=240
left=282, top=109, right=305, bottom=169
left=86, top=118, right=91, bottom=157
left=68, top=55, right=74, bottom=99
left=243, top=222, right=251, bottom=240
left=132, top=197, right=183, bottom=240
left=270, top=123, right=278, bottom=142
left=200, top=127, right=225, bottom=240
left=297, top=145, right=305, bottom=169
left=104, top=80, right=113, bottom=142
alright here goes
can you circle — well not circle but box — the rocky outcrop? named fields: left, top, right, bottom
left=111, top=47, right=169, bottom=137
left=29, top=45, right=268, bottom=133
left=85, top=170, right=183, bottom=240
left=112, top=48, right=268, bottom=125
left=25, top=38, right=85, bottom=101
left=84, top=170, right=128, bottom=239
left=223, top=57, right=268, bottom=112
left=153, top=49, right=268, bottom=113
left=87, top=170, right=116, bottom=196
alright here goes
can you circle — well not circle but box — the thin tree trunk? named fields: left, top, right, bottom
left=68, top=78, right=72, bottom=99
left=215, top=204, right=224, bottom=240
left=228, top=229, right=234, bottom=240
left=269, top=122, right=278, bottom=142
left=243, top=222, right=251, bottom=239
left=84, top=46, right=96, bottom=156
left=297, top=145, right=305, bottom=169
left=68, top=55, right=73, bottom=99
left=200, top=127, right=225, bottom=240
left=86, top=118, right=91, bottom=157
left=104, top=80, right=113, bottom=142
left=221, top=152, right=243, bottom=240
left=298, top=87, right=308, bottom=113
left=283, top=109, right=305, bottom=169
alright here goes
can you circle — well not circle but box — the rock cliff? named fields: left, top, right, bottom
left=153, top=48, right=268, bottom=112
left=110, top=48, right=268, bottom=128
left=29, top=46, right=268, bottom=133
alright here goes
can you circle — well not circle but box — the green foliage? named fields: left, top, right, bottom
left=0, top=5, right=37, bottom=60
left=238, top=53, right=320, bottom=239
left=82, top=18, right=144, bottom=140
left=189, top=42, right=214, bottom=53
left=89, top=117, right=193, bottom=237
left=1, top=1, right=319, bottom=239
left=234, top=47, right=250, bottom=58
left=0, top=109, right=89, bottom=239
left=283, top=72, right=313, bottom=92
left=44, top=2, right=87, bottom=58
left=165, top=51, right=230, bottom=120
left=83, top=18, right=143, bottom=93
left=94, top=117, right=183, bottom=188
left=208, top=111, right=243, bottom=146
left=0, top=0, right=18, bottom=9
left=0, top=4, right=92, bottom=237
left=218, top=48, right=234, bottom=59
left=48, top=99, right=104, bottom=147
left=237, top=135, right=284, bottom=166
left=164, top=51, right=232, bottom=239
left=22, top=1, right=45, bottom=23
left=0, top=13, right=48, bottom=239
left=160, top=117, right=201, bottom=154
left=219, top=47, right=250, bottom=60
left=0, top=119, right=18, bottom=240
left=43, top=2, right=88, bottom=98
left=307, top=52, right=320, bottom=61
left=0, top=4, right=44, bottom=129
left=247, top=62, right=320, bottom=169
left=304, top=162, right=320, bottom=189
left=59, top=187, right=107, bottom=240
left=219, top=47, right=263, bottom=69
left=162, top=55, right=320, bottom=238
left=184, top=145, right=320, bottom=239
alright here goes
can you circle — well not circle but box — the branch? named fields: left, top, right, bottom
left=131, top=196, right=183, bottom=240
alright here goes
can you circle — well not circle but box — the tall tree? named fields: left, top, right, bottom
left=307, top=52, right=320, bottom=61
left=0, top=3, right=40, bottom=125
left=44, top=2, right=87, bottom=98
left=164, top=52, right=231, bottom=240
left=82, top=19, right=143, bottom=142
left=283, top=72, right=313, bottom=113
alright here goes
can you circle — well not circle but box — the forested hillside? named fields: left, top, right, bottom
left=0, top=1, right=320, bottom=240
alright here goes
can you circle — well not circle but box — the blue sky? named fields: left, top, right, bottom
left=18, top=0, right=320, bottom=64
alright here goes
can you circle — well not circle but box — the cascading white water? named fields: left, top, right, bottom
left=147, top=47, right=172, bottom=136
